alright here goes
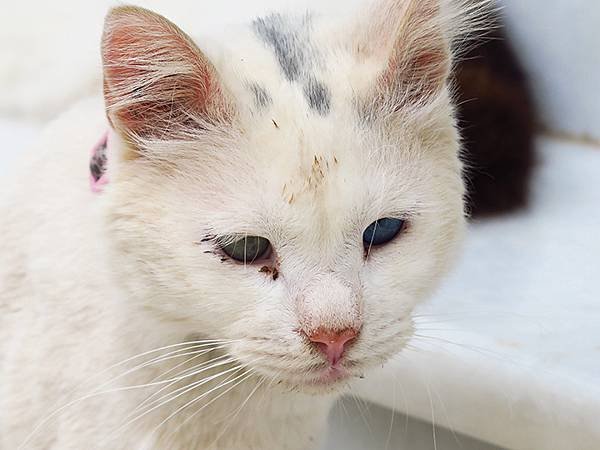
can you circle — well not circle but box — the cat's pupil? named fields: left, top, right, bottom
left=220, top=236, right=271, bottom=263
left=362, top=218, right=405, bottom=248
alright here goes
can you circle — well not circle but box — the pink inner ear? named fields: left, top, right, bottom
left=102, top=8, right=225, bottom=139
left=89, top=131, right=110, bottom=193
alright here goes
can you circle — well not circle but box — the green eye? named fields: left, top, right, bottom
left=219, top=236, right=272, bottom=263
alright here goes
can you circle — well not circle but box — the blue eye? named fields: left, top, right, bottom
left=362, top=218, right=405, bottom=247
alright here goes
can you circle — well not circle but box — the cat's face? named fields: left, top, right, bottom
left=102, top=1, right=465, bottom=393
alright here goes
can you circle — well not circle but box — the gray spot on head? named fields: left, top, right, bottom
left=252, top=13, right=313, bottom=81
left=249, top=83, right=272, bottom=109
left=303, top=77, right=331, bottom=115
left=252, top=13, right=331, bottom=116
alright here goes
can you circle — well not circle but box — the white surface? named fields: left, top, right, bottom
left=322, top=399, right=504, bottom=450
left=498, top=0, right=600, bottom=140
left=353, top=137, right=600, bottom=450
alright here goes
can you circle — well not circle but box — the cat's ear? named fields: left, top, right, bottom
left=101, top=6, right=232, bottom=150
left=354, top=0, right=453, bottom=110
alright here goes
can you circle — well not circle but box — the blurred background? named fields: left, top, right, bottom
left=1, top=1, right=599, bottom=449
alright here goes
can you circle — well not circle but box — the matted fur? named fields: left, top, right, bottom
left=0, top=1, right=489, bottom=448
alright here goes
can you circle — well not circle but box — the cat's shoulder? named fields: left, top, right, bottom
left=0, top=95, right=112, bottom=303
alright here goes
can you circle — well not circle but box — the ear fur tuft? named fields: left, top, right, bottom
left=355, top=0, right=493, bottom=110
left=101, top=6, right=232, bottom=153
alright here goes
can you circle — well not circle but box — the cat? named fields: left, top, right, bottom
left=455, top=16, right=536, bottom=217
left=0, top=0, right=486, bottom=448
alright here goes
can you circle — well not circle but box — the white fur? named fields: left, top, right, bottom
left=0, top=1, right=484, bottom=448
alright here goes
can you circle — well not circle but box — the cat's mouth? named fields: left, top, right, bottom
left=305, top=366, right=351, bottom=386
left=232, top=330, right=403, bottom=393
left=266, top=360, right=364, bottom=394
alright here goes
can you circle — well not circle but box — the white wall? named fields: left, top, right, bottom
left=498, top=0, right=600, bottom=139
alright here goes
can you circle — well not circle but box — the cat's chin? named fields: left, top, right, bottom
left=269, top=366, right=359, bottom=396
left=308, top=366, right=352, bottom=385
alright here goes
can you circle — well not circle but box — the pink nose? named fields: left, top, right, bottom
left=307, top=328, right=358, bottom=366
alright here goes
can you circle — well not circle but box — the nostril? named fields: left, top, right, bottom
left=309, top=328, right=357, bottom=348
left=313, top=341, right=330, bottom=356
left=306, top=328, right=358, bottom=366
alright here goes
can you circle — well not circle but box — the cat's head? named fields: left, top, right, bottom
left=101, top=0, right=469, bottom=393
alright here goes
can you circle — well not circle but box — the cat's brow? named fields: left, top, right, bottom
left=303, top=76, right=331, bottom=115
left=251, top=13, right=331, bottom=116
left=248, top=83, right=272, bottom=109
left=251, top=13, right=313, bottom=82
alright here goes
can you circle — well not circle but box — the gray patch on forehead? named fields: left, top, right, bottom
left=249, top=83, right=272, bottom=109
left=303, top=77, right=331, bottom=115
left=252, top=13, right=313, bottom=81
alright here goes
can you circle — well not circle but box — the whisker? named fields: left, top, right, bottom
left=103, top=363, right=245, bottom=445
left=347, top=387, right=373, bottom=435
left=147, top=343, right=230, bottom=383
left=384, top=374, right=396, bottom=450
left=425, top=381, right=438, bottom=450
left=17, top=339, right=235, bottom=449
left=255, top=369, right=283, bottom=410
left=126, top=354, right=235, bottom=419
left=73, top=350, right=233, bottom=402
left=96, top=341, right=235, bottom=391
left=166, top=370, right=257, bottom=441
left=411, top=333, right=515, bottom=363
left=212, top=375, right=265, bottom=443
left=428, top=381, right=465, bottom=450
left=155, top=367, right=257, bottom=440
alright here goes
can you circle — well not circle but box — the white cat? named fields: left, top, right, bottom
left=0, top=0, right=482, bottom=448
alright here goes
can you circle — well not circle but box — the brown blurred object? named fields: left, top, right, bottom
left=455, top=20, right=536, bottom=218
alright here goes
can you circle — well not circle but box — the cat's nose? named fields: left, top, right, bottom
left=306, top=328, right=358, bottom=366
